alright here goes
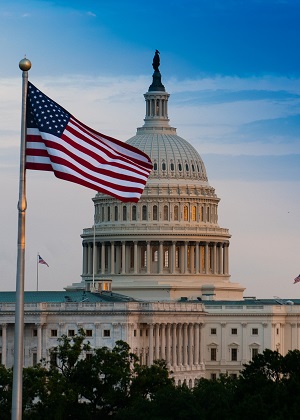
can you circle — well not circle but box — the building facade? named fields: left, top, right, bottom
left=1, top=55, right=299, bottom=384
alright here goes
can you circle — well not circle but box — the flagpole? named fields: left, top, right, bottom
left=36, top=252, right=39, bottom=291
left=12, top=57, right=31, bottom=420
left=92, top=216, right=95, bottom=289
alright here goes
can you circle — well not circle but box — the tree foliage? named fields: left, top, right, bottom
left=3, top=343, right=300, bottom=419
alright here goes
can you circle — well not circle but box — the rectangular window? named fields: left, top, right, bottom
left=51, top=329, right=58, bottom=337
left=252, top=328, right=258, bottom=335
left=0, top=353, right=2, bottom=364
left=50, top=351, right=57, bottom=367
left=140, top=329, right=143, bottom=337
left=32, top=353, right=37, bottom=366
left=211, top=328, right=217, bottom=335
left=33, top=329, right=38, bottom=337
left=86, top=329, right=93, bottom=337
left=86, top=353, right=93, bottom=361
left=211, top=373, right=217, bottom=380
left=210, top=348, right=217, bottom=361
left=68, top=330, right=75, bottom=337
left=231, top=328, right=237, bottom=335
left=252, top=348, right=259, bottom=360
left=231, top=348, right=238, bottom=361
left=230, top=373, right=237, bottom=379
left=134, top=330, right=137, bottom=337
left=0, top=329, right=2, bottom=337
left=103, top=329, right=110, bottom=337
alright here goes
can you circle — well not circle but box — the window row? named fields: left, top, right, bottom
left=49, top=329, right=110, bottom=338
left=96, top=203, right=217, bottom=223
left=152, top=160, right=203, bottom=174
left=210, top=327, right=259, bottom=335
left=210, top=347, right=259, bottom=362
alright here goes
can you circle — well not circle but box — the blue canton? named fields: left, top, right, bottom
left=27, top=82, right=70, bottom=137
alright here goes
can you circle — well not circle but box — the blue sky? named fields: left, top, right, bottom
left=0, top=0, right=300, bottom=298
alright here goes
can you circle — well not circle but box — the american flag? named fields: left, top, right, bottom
left=25, top=82, right=152, bottom=202
left=294, top=274, right=300, bottom=284
left=38, top=254, right=49, bottom=267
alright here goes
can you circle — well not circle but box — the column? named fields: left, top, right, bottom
left=219, top=244, right=223, bottom=275
left=190, top=245, right=195, bottom=274
left=183, top=323, right=188, bottom=366
left=82, top=244, right=88, bottom=275
left=110, top=241, right=115, bottom=274
left=146, top=241, right=151, bottom=274
left=205, top=243, right=209, bottom=274
left=166, top=323, right=171, bottom=365
left=224, top=244, right=229, bottom=275
left=221, top=323, right=226, bottom=363
left=149, top=324, right=154, bottom=365
left=177, top=324, right=182, bottom=366
left=213, top=243, right=217, bottom=274
left=199, top=323, right=204, bottom=365
left=161, top=324, right=166, bottom=360
left=94, top=243, right=99, bottom=274
left=242, top=323, right=248, bottom=363
left=159, top=241, right=163, bottom=274
left=37, top=324, right=42, bottom=362
left=199, top=244, right=203, bottom=274
left=195, top=243, right=200, bottom=274
left=121, top=241, right=126, bottom=274
left=133, top=242, right=138, bottom=274
left=188, top=323, right=193, bottom=366
left=171, top=242, right=176, bottom=274
left=172, top=323, right=177, bottom=366
left=1, top=324, right=7, bottom=366
left=194, top=324, right=200, bottom=365
left=184, top=242, right=188, bottom=274
left=87, top=243, right=93, bottom=275
left=155, top=324, right=160, bottom=360
left=100, top=243, right=105, bottom=274
left=263, top=323, right=268, bottom=351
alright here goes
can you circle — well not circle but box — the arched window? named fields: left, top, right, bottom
left=107, top=206, right=111, bottom=222
left=163, top=205, right=168, bottom=221
left=153, top=205, right=158, bottom=221
left=178, top=163, right=182, bottom=171
left=207, top=206, right=210, bottom=222
left=170, top=162, right=175, bottom=171
left=162, top=162, right=166, bottom=170
left=185, top=163, right=189, bottom=171
left=101, top=207, right=104, bottom=222
left=174, top=205, right=179, bottom=221
left=184, top=205, right=189, bottom=221
left=114, top=206, right=118, bottom=221
left=142, top=205, right=147, bottom=221
left=200, top=206, right=203, bottom=222
left=192, top=164, right=195, bottom=172
left=123, top=206, right=127, bottom=221
left=192, top=206, right=196, bottom=221
left=132, top=205, right=137, bottom=221
left=153, top=162, right=158, bottom=170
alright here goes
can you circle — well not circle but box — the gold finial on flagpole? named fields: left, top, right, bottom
left=19, top=57, right=31, bottom=71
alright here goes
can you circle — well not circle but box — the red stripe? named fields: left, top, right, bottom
left=65, top=123, right=152, bottom=175
left=26, top=138, right=146, bottom=185
left=70, top=116, right=153, bottom=166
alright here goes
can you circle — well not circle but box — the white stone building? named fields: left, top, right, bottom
left=1, top=55, right=300, bottom=384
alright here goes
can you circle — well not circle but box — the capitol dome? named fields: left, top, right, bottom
left=80, top=54, right=245, bottom=301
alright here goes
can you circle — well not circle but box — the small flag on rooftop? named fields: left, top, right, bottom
left=38, top=254, right=49, bottom=267
left=25, top=82, right=152, bottom=202
left=293, top=274, right=300, bottom=284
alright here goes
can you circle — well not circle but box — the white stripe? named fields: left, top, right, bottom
left=27, top=128, right=150, bottom=180
left=26, top=155, right=140, bottom=199
left=70, top=118, right=150, bottom=164
left=67, top=121, right=151, bottom=176
left=26, top=136, right=147, bottom=190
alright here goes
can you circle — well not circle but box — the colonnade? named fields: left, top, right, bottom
left=132, top=322, right=203, bottom=368
left=82, top=240, right=229, bottom=277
